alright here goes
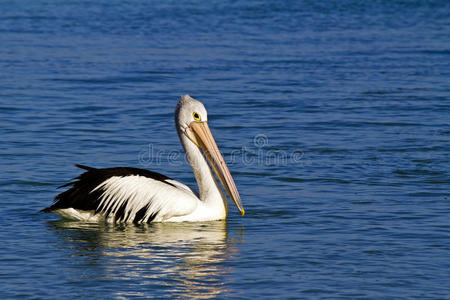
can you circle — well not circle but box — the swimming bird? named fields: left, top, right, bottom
left=43, top=95, right=245, bottom=223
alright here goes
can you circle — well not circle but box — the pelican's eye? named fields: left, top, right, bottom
left=193, top=112, right=201, bottom=121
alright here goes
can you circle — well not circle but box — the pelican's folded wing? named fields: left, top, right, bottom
left=42, top=165, right=198, bottom=223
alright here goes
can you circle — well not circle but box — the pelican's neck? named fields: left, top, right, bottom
left=178, top=131, right=228, bottom=213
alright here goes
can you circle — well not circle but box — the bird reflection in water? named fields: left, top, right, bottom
left=47, top=220, right=243, bottom=299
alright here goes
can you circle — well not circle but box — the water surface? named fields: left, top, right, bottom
left=1, top=1, right=449, bottom=299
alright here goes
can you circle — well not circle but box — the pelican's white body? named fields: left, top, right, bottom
left=54, top=173, right=227, bottom=222
left=52, top=95, right=233, bottom=223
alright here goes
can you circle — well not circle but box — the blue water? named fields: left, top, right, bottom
left=1, top=1, right=450, bottom=298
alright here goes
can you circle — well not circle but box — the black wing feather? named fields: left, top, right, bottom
left=42, top=164, right=176, bottom=220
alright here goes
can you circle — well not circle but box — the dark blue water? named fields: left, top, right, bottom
left=1, top=1, right=449, bottom=298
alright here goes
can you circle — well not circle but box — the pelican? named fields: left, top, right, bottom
left=43, top=95, right=245, bottom=223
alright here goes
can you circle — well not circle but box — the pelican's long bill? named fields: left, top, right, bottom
left=188, top=121, right=245, bottom=216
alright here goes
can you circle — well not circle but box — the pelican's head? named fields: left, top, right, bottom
left=175, top=95, right=209, bottom=131
left=175, top=95, right=245, bottom=216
